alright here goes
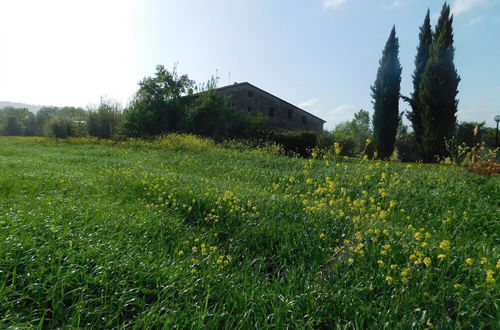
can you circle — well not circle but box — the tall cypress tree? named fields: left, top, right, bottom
left=404, top=10, right=432, bottom=154
left=371, top=26, right=402, bottom=159
left=418, top=3, right=460, bottom=162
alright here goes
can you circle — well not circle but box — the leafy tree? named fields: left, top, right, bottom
left=351, top=109, right=372, bottom=151
left=418, top=3, right=460, bottom=162
left=87, top=98, right=123, bottom=139
left=123, top=65, right=194, bottom=137
left=4, top=116, right=23, bottom=135
left=403, top=10, right=432, bottom=152
left=0, top=107, right=36, bottom=135
left=35, top=106, right=86, bottom=135
left=44, top=117, right=76, bottom=138
left=185, top=77, right=266, bottom=141
left=371, top=26, right=402, bottom=159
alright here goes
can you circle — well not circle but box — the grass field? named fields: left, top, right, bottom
left=0, top=136, right=498, bottom=329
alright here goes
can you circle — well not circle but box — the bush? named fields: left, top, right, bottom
left=395, top=133, right=421, bottom=162
left=270, top=130, right=318, bottom=157
left=87, top=101, right=123, bottom=139
left=44, top=117, right=78, bottom=138
left=317, top=131, right=336, bottom=149
left=122, top=65, right=194, bottom=137
left=185, top=86, right=267, bottom=142
left=333, top=135, right=356, bottom=156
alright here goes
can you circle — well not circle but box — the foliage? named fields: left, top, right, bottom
left=371, top=26, right=402, bottom=159
left=395, top=133, right=420, bottom=162
left=44, top=117, right=78, bottom=138
left=35, top=106, right=87, bottom=136
left=0, top=107, right=36, bottom=136
left=322, top=110, right=373, bottom=157
left=455, top=121, right=484, bottom=148
left=0, top=136, right=498, bottom=328
left=87, top=98, right=123, bottom=139
left=418, top=3, right=460, bottom=162
left=122, top=65, right=194, bottom=137
left=182, top=77, right=267, bottom=141
left=270, top=130, right=318, bottom=157
left=403, top=10, right=433, bottom=152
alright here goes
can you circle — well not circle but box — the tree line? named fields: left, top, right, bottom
left=371, top=3, right=462, bottom=162
left=0, top=68, right=267, bottom=141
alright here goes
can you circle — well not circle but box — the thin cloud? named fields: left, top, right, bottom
left=298, top=98, right=318, bottom=108
left=467, top=17, right=483, bottom=26
left=390, top=0, right=406, bottom=8
left=330, top=104, right=356, bottom=114
left=451, top=0, right=487, bottom=16
left=319, top=104, right=358, bottom=129
left=323, top=0, right=347, bottom=10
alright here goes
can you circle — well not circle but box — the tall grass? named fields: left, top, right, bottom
left=0, top=136, right=498, bottom=328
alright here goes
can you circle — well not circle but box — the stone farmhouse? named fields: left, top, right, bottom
left=205, top=82, right=326, bottom=132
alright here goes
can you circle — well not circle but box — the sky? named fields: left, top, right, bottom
left=0, top=0, right=499, bottom=129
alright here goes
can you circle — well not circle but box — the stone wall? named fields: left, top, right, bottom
left=216, top=82, right=325, bottom=132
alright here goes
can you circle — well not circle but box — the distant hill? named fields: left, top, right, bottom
left=0, top=101, right=47, bottom=113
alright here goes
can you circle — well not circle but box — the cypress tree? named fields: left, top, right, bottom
left=418, top=3, right=460, bottom=162
left=404, top=10, right=432, bottom=154
left=371, top=26, right=402, bottom=159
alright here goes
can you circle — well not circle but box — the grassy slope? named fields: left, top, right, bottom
left=0, top=136, right=498, bottom=329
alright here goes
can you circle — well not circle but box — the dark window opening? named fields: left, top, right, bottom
left=247, top=107, right=252, bottom=112
left=287, top=109, right=293, bottom=119
left=301, top=116, right=306, bottom=124
left=247, top=90, right=254, bottom=97
left=230, top=102, right=236, bottom=107
left=269, top=108, right=275, bottom=118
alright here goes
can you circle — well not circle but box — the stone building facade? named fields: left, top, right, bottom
left=212, top=82, right=325, bottom=132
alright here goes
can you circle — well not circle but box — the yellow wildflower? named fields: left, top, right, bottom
left=423, top=257, right=432, bottom=267
left=377, top=260, right=385, bottom=266
left=465, top=258, right=474, bottom=265
left=178, top=250, right=184, bottom=256
left=439, top=240, right=451, bottom=251
left=319, top=233, right=326, bottom=239
left=385, top=276, right=393, bottom=284
left=437, top=254, right=446, bottom=260
left=480, top=257, right=488, bottom=265
left=390, top=264, right=397, bottom=270
left=486, top=270, right=495, bottom=284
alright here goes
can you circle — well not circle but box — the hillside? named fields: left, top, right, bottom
left=0, top=136, right=498, bottom=328
left=0, top=101, right=46, bottom=113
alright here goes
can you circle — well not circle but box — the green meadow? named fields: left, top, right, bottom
left=0, top=136, right=498, bottom=329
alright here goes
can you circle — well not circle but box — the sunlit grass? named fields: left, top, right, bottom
left=0, top=136, right=498, bottom=328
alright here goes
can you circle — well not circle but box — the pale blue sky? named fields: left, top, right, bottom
left=0, top=0, right=499, bottom=129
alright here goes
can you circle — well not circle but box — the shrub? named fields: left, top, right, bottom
left=185, top=85, right=267, bottom=142
left=122, top=65, right=194, bottom=137
left=317, top=131, right=336, bottom=149
left=87, top=100, right=123, bottom=139
left=44, top=117, right=77, bottom=138
left=395, top=133, right=421, bottom=162
left=333, top=135, right=356, bottom=156
left=270, top=130, right=318, bottom=157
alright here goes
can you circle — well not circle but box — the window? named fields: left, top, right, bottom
left=247, top=90, right=254, bottom=97
left=230, top=102, right=236, bottom=107
left=287, top=109, right=293, bottom=119
left=269, top=108, right=275, bottom=118
left=247, top=107, right=252, bottom=112
left=301, top=116, right=306, bottom=124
